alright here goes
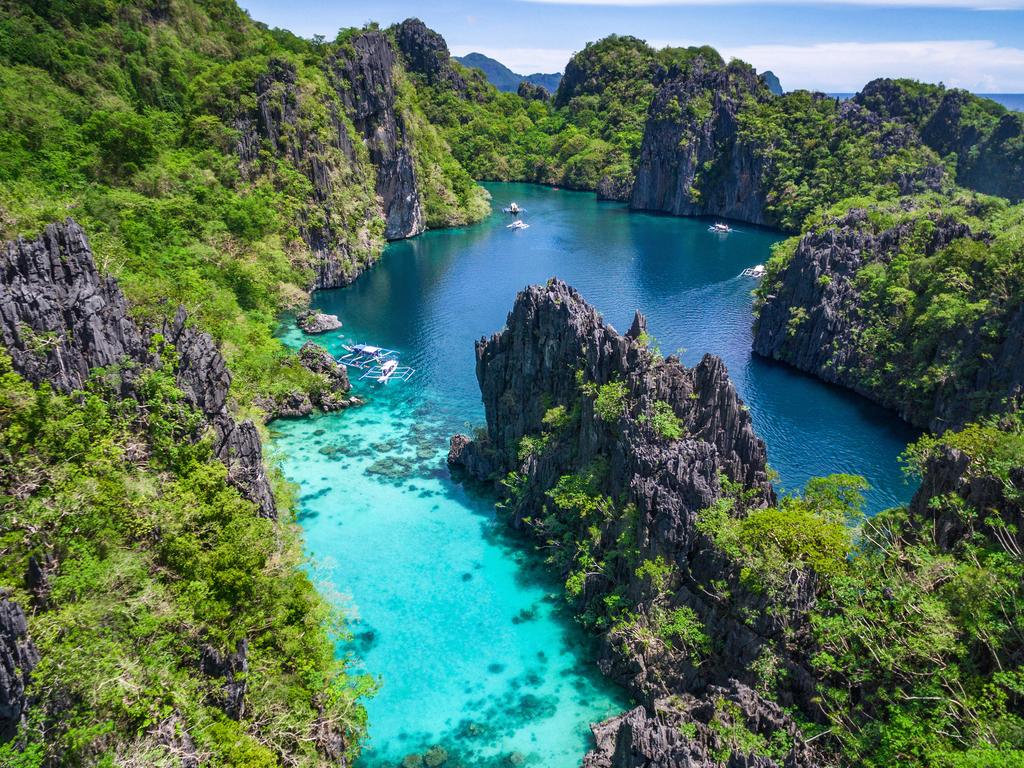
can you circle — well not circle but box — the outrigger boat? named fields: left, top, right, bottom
left=709, top=222, right=732, bottom=233
left=376, top=359, right=399, bottom=383
left=502, top=201, right=525, bottom=215
left=507, top=220, right=530, bottom=230
left=337, top=343, right=415, bottom=383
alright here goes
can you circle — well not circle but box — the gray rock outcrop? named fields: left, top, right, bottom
left=0, top=596, right=38, bottom=743
left=752, top=207, right=1021, bottom=431
left=449, top=279, right=821, bottom=766
left=0, top=221, right=276, bottom=517
left=297, top=311, right=342, bottom=334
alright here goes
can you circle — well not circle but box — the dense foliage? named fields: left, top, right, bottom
left=419, top=36, right=725, bottom=192
left=756, top=192, right=1024, bottom=423
left=736, top=91, right=947, bottom=231
left=0, top=1, right=484, bottom=408
left=854, top=78, right=1024, bottom=201
left=0, top=350, right=371, bottom=766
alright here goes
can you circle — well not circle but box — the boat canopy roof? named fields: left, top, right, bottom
left=352, top=344, right=382, bottom=354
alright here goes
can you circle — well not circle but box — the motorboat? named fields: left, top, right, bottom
left=709, top=222, right=732, bottom=233
left=740, top=264, right=766, bottom=278
left=507, top=220, right=530, bottom=230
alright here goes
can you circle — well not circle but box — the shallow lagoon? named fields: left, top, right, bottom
left=273, top=183, right=920, bottom=767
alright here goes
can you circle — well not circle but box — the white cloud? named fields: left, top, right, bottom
left=716, top=39, right=1024, bottom=91
left=449, top=45, right=574, bottom=73
left=521, top=0, right=1024, bottom=8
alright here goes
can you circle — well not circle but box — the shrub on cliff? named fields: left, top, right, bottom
left=0, top=351, right=371, bottom=765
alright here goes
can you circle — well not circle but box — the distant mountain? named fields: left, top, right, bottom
left=455, top=52, right=562, bottom=94
left=760, top=70, right=783, bottom=95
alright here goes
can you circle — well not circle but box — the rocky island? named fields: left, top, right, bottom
left=452, top=279, right=1024, bottom=766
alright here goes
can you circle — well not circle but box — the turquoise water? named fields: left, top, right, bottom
left=272, top=182, right=920, bottom=768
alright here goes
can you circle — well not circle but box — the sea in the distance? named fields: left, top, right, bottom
left=271, top=183, right=920, bottom=768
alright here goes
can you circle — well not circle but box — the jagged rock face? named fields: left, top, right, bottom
left=0, top=220, right=150, bottom=393
left=0, top=221, right=277, bottom=517
left=752, top=208, right=1022, bottom=431
left=200, top=639, right=248, bottom=720
left=328, top=32, right=425, bottom=241
left=631, top=59, right=773, bottom=225
left=235, top=57, right=380, bottom=290
left=162, top=308, right=277, bottom=517
left=460, top=279, right=770, bottom=501
left=855, top=79, right=1024, bottom=202
left=393, top=18, right=466, bottom=92
left=1, top=596, right=38, bottom=742
left=449, top=279, right=821, bottom=766
left=585, top=682, right=816, bottom=768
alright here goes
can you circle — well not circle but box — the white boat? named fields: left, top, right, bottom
left=709, top=222, right=732, bottom=233
left=740, top=264, right=766, bottom=278
left=507, top=220, right=530, bottom=230
left=377, top=359, right=399, bottom=383
left=502, top=202, right=525, bottom=215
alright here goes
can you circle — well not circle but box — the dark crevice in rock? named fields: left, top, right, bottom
left=0, top=596, right=38, bottom=743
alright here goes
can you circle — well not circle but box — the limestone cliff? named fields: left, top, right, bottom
left=449, top=279, right=823, bottom=767
left=631, top=59, right=774, bottom=225
left=0, top=220, right=276, bottom=517
left=327, top=31, right=425, bottom=243
left=752, top=206, right=1024, bottom=431
left=630, top=64, right=945, bottom=231
left=234, top=57, right=383, bottom=290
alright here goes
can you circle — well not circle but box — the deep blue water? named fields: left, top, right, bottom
left=272, top=182, right=920, bottom=768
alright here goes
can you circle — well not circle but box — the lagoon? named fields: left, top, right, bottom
left=272, top=182, right=919, bottom=767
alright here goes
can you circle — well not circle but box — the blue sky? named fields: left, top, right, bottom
left=240, top=0, right=1024, bottom=91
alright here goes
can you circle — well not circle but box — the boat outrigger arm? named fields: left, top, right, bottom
left=337, top=343, right=415, bottom=382
left=360, top=361, right=414, bottom=383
